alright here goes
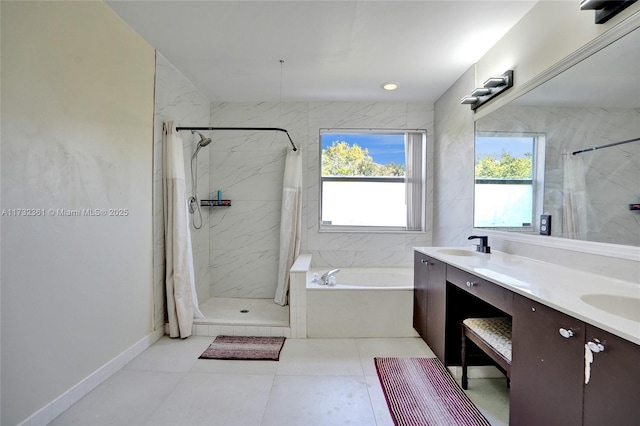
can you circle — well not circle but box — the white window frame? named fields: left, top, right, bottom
left=473, top=131, right=546, bottom=232
left=319, top=128, right=427, bottom=233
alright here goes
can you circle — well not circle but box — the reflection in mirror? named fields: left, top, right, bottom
left=475, top=27, right=640, bottom=246
left=474, top=133, right=545, bottom=230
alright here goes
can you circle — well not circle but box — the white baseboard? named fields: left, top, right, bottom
left=20, top=328, right=164, bottom=426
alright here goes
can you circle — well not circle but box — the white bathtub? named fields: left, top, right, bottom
left=306, top=267, right=418, bottom=338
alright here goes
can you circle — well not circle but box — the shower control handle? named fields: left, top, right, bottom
left=188, top=197, right=198, bottom=214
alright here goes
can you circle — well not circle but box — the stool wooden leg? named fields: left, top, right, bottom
left=461, top=325, right=468, bottom=390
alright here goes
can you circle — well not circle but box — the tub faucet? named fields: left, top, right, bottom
left=321, top=269, right=340, bottom=286
left=468, top=235, right=491, bottom=253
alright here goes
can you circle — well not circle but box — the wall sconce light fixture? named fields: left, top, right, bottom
left=460, top=96, right=479, bottom=104
left=580, top=0, right=637, bottom=24
left=460, top=70, right=513, bottom=111
left=471, top=88, right=492, bottom=96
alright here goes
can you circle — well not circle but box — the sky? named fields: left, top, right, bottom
left=321, top=133, right=406, bottom=165
left=320, top=133, right=533, bottom=165
left=475, top=136, right=534, bottom=158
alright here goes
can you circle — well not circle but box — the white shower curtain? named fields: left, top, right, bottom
left=163, top=121, right=204, bottom=338
left=274, top=148, right=302, bottom=306
left=562, top=152, right=588, bottom=240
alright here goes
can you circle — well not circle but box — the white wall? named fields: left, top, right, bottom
left=154, top=53, right=212, bottom=324
left=433, top=68, right=476, bottom=247
left=0, top=2, right=155, bottom=424
left=476, top=1, right=640, bottom=112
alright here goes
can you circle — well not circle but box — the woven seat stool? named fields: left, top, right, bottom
left=461, top=317, right=512, bottom=390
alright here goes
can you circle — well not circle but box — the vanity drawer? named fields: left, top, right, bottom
left=447, top=266, right=513, bottom=314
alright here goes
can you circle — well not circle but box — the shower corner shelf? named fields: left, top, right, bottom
left=201, top=200, right=231, bottom=207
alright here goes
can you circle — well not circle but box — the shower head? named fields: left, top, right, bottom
left=192, top=131, right=212, bottom=148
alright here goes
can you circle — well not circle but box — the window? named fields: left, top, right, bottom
left=474, top=133, right=545, bottom=229
left=320, top=129, right=426, bottom=231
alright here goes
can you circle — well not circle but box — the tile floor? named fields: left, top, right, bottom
left=50, top=336, right=509, bottom=426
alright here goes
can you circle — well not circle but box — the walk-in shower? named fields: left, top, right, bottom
left=188, top=131, right=211, bottom=230
left=173, top=126, right=299, bottom=333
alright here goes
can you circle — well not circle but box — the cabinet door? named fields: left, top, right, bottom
left=583, top=324, right=640, bottom=426
left=425, top=257, right=446, bottom=362
left=510, top=295, right=585, bottom=426
left=413, top=251, right=429, bottom=340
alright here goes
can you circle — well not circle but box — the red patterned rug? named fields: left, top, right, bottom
left=199, top=336, right=286, bottom=361
left=375, top=357, right=490, bottom=426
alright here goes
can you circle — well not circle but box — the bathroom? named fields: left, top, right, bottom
left=2, top=1, right=640, bottom=425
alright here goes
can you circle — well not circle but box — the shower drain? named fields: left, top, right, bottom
left=240, top=309, right=250, bottom=313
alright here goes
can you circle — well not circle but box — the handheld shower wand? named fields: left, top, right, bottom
left=192, top=131, right=212, bottom=158
left=189, top=131, right=212, bottom=229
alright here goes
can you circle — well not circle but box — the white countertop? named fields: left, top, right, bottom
left=414, top=246, right=640, bottom=345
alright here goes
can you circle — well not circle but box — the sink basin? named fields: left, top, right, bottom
left=437, top=249, right=481, bottom=257
left=580, top=294, right=640, bottom=322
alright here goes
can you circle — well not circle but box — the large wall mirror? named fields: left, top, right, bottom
left=474, top=24, right=640, bottom=247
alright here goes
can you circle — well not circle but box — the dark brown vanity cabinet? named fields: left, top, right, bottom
left=413, top=251, right=428, bottom=339
left=510, top=295, right=585, bottom=426
left=413, top=252, right=446, bottom=361
left=511, top=294, right=640, bottom=426
left=582, top=325, right=640, bottom=426
left=413, top=250, right=640, bottom=425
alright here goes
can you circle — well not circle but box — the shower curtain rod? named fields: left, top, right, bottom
left=572, top=136, right=640, bottom=155
left=176, top=126, right=298, bottom=151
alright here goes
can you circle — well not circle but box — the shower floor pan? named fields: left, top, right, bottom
left=196, top=297, right=289, bottom=327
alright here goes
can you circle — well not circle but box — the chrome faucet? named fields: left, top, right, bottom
left=320, top=269, right=340, bottom=286
left=468, top=235, right=491, bottom=253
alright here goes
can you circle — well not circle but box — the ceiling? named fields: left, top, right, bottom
left=106, top=1, right=538, bottom=104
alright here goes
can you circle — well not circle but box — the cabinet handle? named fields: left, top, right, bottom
left=587, top=338, right=605, bottom=353
left=559, top=328, right=574, bottom=338
left=421, top=259, right=434, bottom=266
left=466, top=281, right=477, bottom=287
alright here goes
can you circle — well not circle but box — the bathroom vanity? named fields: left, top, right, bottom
left=413, top=247, right=640, bottom=426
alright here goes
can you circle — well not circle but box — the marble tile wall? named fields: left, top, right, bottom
left=306, top=102, right=435, bottom=268
left=207, top=102, right=308, bottom=298
left=433, top=67, right=476, bottom=247
left=153, top=53, right=211, bottom=329
left=207, top=102, right=434, bottom=299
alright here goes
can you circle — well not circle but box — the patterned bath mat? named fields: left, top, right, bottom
left=199, top=336, right=286, bottom=361
left=375, top=357, right=490, bottom=426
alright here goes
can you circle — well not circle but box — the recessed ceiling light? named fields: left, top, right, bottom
left=382, top=82, right=399, bottom=91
